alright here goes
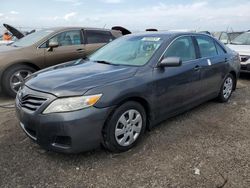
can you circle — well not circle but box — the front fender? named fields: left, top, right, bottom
left=85, top=76, right=154, bottom=109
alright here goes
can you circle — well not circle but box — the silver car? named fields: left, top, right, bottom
left=227, top=32, right=250, bottom=72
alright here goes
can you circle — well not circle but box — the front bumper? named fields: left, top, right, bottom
left=15, top=87, right=113, bottom=153
left=240, top=56, right=250, bottom=72
left=240, top=63, right=250, bottom=72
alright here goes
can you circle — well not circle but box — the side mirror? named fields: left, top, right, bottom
left=159, top=57, right=182, bottom=67
left=47, top=41, right=59, bottom=51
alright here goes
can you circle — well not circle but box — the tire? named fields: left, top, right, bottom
left=103, top=101, right=147, bottom=152
left=2, top=64, right=36, bottom=97
left=218, top=73, right=235, bottom=103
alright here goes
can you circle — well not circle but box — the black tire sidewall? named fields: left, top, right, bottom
left=2, top=65, right=36, bottom=97
left=103, top=101, right=147, bottom=152
left=218, top=74, right=234, bottom=102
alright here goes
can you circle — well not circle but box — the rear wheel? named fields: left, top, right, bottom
left=2, top=65, right=36, bottom=97
left=218, top=74, right=235, bottom=102
left=103, top=101, right=146, bottom=152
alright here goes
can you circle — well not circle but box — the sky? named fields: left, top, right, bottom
left=0, top=0, right=250, bottom=32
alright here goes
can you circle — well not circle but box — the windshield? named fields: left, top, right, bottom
left=89, top=36, right=163, bottom=66
left=12, top=29, right=54, bottom=47
left=231, top=32, right=250, bottom=45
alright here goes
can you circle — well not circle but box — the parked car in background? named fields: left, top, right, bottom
left=198, top=31, right=212, bottom=35
left=0, top=23, right=35, bottom=46
left=15, top=32, right=240, bottom=153
left=227, top=32, right=250, bottom=72
left=2, top=23, right=29, bottom=39
left=0, top=35, right=15, bottom=46
left=0, top=27, right=122, bottom=97
left=214, top=31, right=243, bottom=44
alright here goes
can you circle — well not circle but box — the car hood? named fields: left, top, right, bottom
left=227, top=44, right=250, bottom=56
left=3, top=23, right=24, bottom=39
left=25, top=60, right=138, bottom=97
left=0, top=44, right=21, bottom=53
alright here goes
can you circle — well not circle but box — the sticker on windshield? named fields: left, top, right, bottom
left=141, top=37, right=161, bottom=42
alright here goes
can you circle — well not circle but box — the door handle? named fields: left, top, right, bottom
left=193, top=65, right=201, bottom=71
left=76, top=49, right=85, bottom=53
left=225, top=57, right=228, bottom=62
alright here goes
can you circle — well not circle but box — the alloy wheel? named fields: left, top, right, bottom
left=10, top=70, right=32, bottom=93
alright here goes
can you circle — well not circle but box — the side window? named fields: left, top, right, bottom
left=48, top=30, right=82, bottom=46
left=164, top=36, right=196, bottom=62
left=196, top=36, right=217, bottom=58
left=86, top=30, right=114, bottom=44
left=215, top=42, right=226, bottom=55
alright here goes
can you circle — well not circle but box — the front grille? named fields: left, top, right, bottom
left=241, top=65, right=247, bottom=70
left=19, top=95, right=47, bottom=111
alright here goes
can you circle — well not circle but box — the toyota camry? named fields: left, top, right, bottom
left=15, top=32, right=240, bottom=153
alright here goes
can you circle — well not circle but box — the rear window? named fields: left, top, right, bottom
left=196, top=36, right=217, bottom=58
left=86, top=30, right=114, bottom=44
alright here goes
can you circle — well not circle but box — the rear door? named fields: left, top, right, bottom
left=84, top=30, right=114, bottom=56
left=153, top=36, right=202, bottom=118
left=44, top=29, right=86, bottom=67
left=194, top=35, right=228, bottom=97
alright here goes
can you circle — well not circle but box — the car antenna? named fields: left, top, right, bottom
left=103, top=24, right=107, bottom=29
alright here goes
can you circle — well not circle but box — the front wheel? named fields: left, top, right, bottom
left=218, top=74, right=235, bottom=102
left=103, top=101, right=146, bottom=152
left=2, top=65, right=36, bottom=97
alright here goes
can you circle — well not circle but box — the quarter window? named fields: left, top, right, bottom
left=196, top=36, right=217, bottom=58
left=48, top=30, right=82, bottom=46
left=164, top=36, right=196, bottom=62
left=215, top=42, right=226, bottom=55
left=86, top=30, right=114, bottom=44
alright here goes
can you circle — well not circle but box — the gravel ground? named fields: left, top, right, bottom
left=0, top=75, right=249, bottom=188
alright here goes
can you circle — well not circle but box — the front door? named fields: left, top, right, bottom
left=44, top=30, right=86, bottom=67
left=152, top=36, right=202, bottom=119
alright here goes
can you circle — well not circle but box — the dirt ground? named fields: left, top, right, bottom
left=0, top=75, right=249, bottom=188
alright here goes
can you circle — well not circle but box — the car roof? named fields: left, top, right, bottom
left=125, top=31, right=210, bottom=39
left=42, top=27, right=113, bottom=32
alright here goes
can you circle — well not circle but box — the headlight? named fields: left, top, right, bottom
left=43, top=94, right=102, bottom=114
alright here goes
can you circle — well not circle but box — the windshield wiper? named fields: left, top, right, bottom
left=95, top=60, right=112, bottom=64
left=94, top=60, right=117, bottom=65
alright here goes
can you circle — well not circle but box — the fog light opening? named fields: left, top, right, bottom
left=52, top=136, right=72, bottom=149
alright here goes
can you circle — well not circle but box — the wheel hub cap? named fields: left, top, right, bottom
left=223, top=77, right=233, bottom=99
left=115, top=109, right=142, bottom=147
